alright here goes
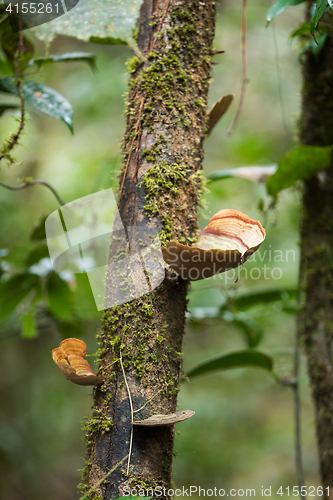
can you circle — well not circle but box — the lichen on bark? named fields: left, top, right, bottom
left=81, top=1, right=217, bottom=499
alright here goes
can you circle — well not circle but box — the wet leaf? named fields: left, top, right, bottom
left=0, top=78, right=74, bottom=133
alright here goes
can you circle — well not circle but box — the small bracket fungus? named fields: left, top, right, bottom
left=162, top=209, right=265, bottom=281
left=52, top=338, right=103, bottom=386
left=133, top=410, right=195, bottom=426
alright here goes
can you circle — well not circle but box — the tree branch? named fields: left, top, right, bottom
left=0, top=179, right=65, bottom=206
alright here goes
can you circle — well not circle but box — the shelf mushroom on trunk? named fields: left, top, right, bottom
left=52, top=338, right=103, bottom=386
left=162, top=209, right=265, bottom=281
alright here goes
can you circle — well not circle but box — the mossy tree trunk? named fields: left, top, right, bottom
left=299, top=7, right=333, bottom=498
left=81, top=1, right=216, bottom=498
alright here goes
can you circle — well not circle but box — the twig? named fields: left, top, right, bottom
left=272, top=21, right=289, bottom=152
left=0, top=13, right=8, bottom=26
left=118, top=98, right=144, bottom=209
left=0, top=19, right=25, bottom=163
left=133, top=388, right=163, bottom=414
left=227, top=0, right=248, bottom=136
left=119, top=352, right=134, bottom=476
left=78, top=453, right=129, bottom=500
left=121, top=118, right=143, bottom=220
left=150, top=0, right=171, bottom=52
left=0, top=179, right=65, bottom=206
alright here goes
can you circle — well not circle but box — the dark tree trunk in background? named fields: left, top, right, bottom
left=299, top=8, right=333, bottom=499
left=81, top=1, right=216, bottom=499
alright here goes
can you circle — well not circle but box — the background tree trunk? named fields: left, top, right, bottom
left=81, top=1, right=216, bottom=498
left=299, top=8, right=333, bottom=499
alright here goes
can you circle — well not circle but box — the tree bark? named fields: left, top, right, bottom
left=81, top=1, right=216, bottom=498
left=299, top=8, right=333, bottom=499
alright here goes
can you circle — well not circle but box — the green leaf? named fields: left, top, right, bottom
left=310, top=0, right=328, bottom=39
left=188, top=308, right=261, bottom=347
left=229, top=288, right=297, bottom=311
left=29, top=52, right=96, bottom=71
left=30, top=216, right=47, bottom=241
left=73, top=273, right=99, bottom=320
left=20, top=302, right=37, bottom=339
left=0, top=78, right=74, bottom=133
left=290, top=22, right=310, bottom=37
left=0, top=273, right=40, bottom=321
left=0, top=104, right=19, bottom=116
left=311, top=31, right=328, bottom=57
left=266, top=145, right=332, bottom=200
left=33, top=0, right=144, bottom=48
left=25, top=244, right=50, bottom=267
left=208, top=165, right=277, bottom=183
left=56, top=317, right=82, bottom=338
left=228, top=315, right=262, bottom=348
left=187, top=350, right=274, bottom=379
left=266, top=0, right=306, bottom=23
left=46, top=271, right=73, bottom=320
left=0, top=59, right=12, bottom=75
left=1, top=31, right=34, bottom=70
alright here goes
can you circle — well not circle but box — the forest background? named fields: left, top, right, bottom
left=0, top=1, right=316, bottom=499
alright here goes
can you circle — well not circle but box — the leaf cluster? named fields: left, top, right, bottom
left=0, top=215, right=100, bottom=340
left=267, top=0, right=333, bottom=59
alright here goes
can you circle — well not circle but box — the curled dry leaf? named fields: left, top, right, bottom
left=162, top=209, right=265, bottom=281
left=206, top=94, right=234, bottom=135
left=133, top=410, right=195, bottom=426
left=52, top=338, right=103, bottom=386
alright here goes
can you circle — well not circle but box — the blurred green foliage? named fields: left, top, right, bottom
left=0, top=0, right=321, bottom=499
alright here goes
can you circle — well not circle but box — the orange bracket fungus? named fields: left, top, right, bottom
left=162, top=209, right=265, bottom=281
left=133, top=410, right=195, bottom=426
left=52, top=338, right=103, bottom=386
